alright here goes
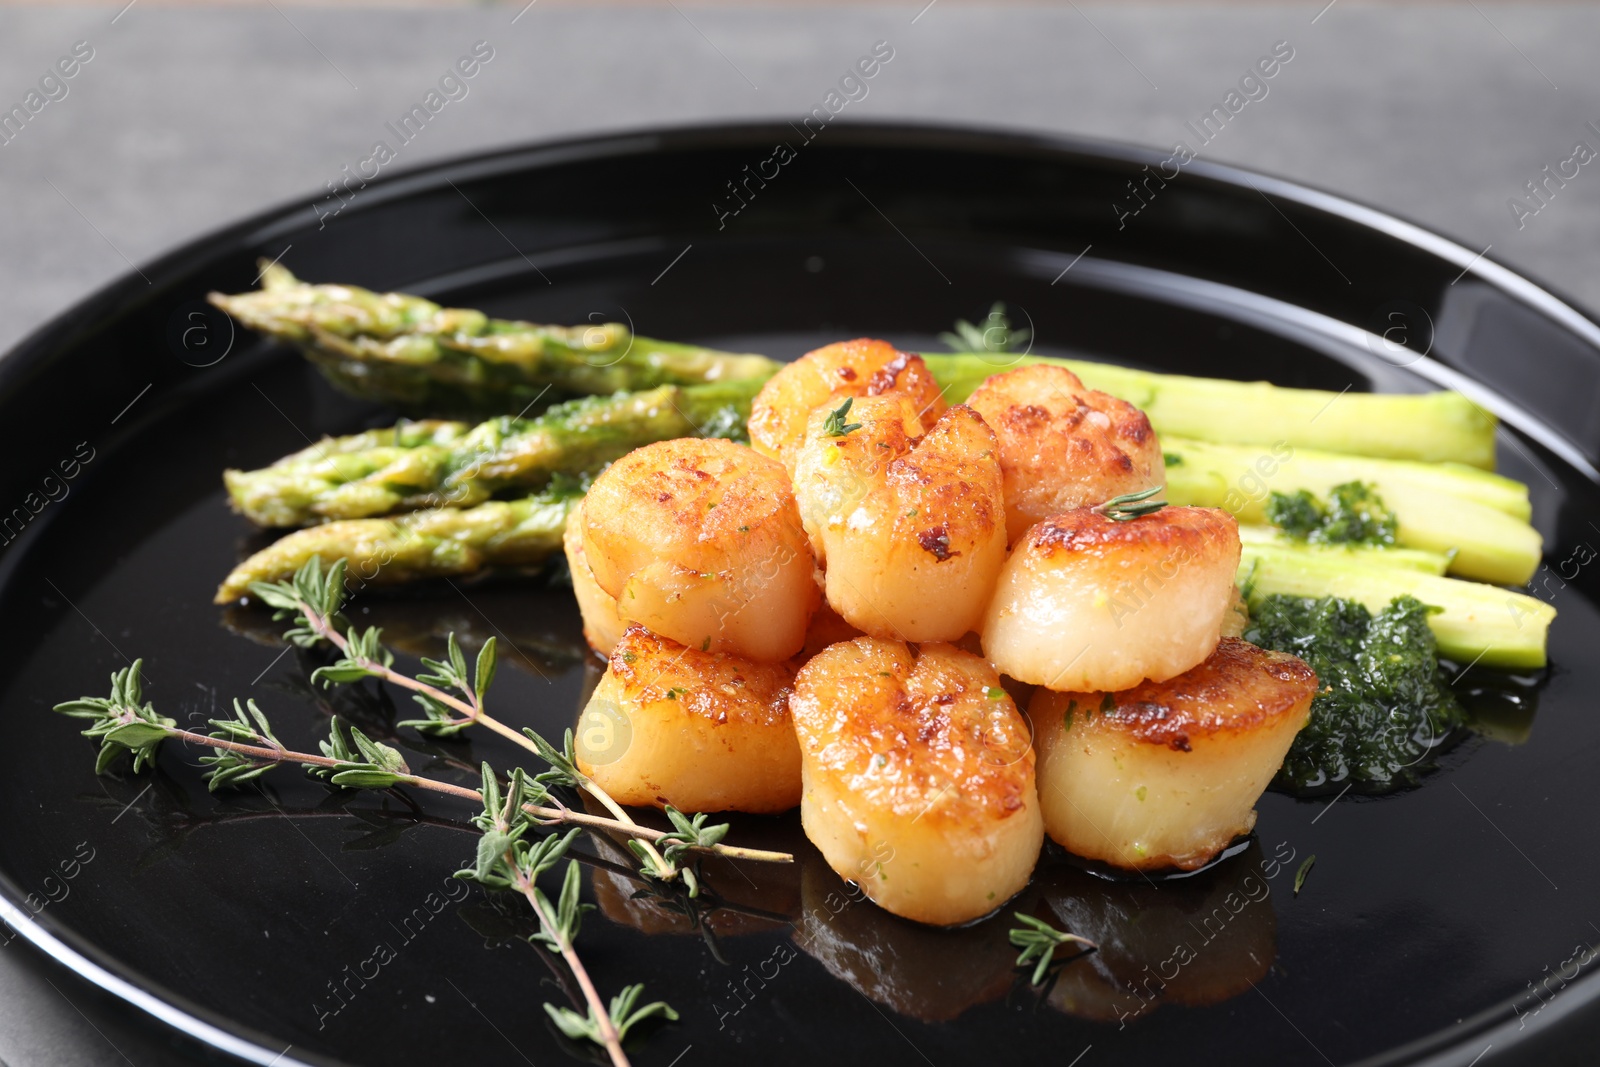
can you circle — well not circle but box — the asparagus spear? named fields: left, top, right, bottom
left=212, top=271, right=1498, bottom=467
left=921, top=354, right=1499, bottom=470
left=1163, top=436, right=1541, bottom=585
left=1238, top=525, right=1451, bottom=575
left=224, top=381, right=760, bottom=527
left=209, top=264, right=779, bottom=414
left=1162, top=436, right=1529, bottom=518
left=1239, top=542, right=1555, bottom=670
left=213, top=482, right=579, bottom=604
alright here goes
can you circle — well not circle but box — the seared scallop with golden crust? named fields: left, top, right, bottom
left=790, top=637, right=1044, bottom=926
left=748, top=338, right=948, bottom=473
left=563, top=498, right=627, bottom=656
left=575, top=625, right=802, bottom=814
left=982, top=505, right=1241, bottom=692
left=966, top=364, right=1165, bottom=544
left=793, top=395, right=1007, bottom=643
left=797, top=601, right=866, bottom=661
left=581, top=437, right=818, bottom=662
left=1029, top=637, right=1316, bottom=871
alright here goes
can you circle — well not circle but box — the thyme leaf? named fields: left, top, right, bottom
left=1093, top=484, right=1167, bottom=522
left=1294, top=854, right=1317, bottom=897
left=1009, top=913, right=1096, bottom=985
left=940, top=301, right=1031, bottom=355
left=821, top=396, right=862, bottom=437
left=48, top=561, right=810, bottom=1066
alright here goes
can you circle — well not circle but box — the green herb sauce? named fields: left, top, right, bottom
left=1245, top=593, right=1463, bottom=794
left=1266, top=480, right=1398, bottom=546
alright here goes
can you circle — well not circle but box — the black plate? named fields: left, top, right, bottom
left=4, top=123, right=1600, bottom=1067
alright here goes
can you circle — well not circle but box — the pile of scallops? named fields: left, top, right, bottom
left=567, top=340, right=1318, bottom=927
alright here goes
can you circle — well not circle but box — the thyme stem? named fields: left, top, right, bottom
left=512, top=860, right=627, bottom=1067
left=292, top=595, right=683, bottom=882
left=63, top=653, right=697, bottom=1063
left=150, top=717, right=791, bottom=864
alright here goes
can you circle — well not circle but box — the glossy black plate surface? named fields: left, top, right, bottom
left=3, top=123, right=1599, bottom=1067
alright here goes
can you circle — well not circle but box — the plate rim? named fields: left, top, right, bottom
left=9, top=118, right=1600, bottom=406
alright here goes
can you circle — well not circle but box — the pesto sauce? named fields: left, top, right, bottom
left=1266, top=481, right=1398, bottom=546
left=1245, top=593, right=1463, bottom=794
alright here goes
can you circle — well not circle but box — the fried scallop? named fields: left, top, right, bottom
left=581, top=437, right=818, bottom=661
left=748, top=338, right=948, bottom=472
left=798, top=601, right=866, bottom=660
left=789, top=638, right=1044, bottom=926
left=1029, top=638, right=1316, bottom=871
left=967, top=364, right=1166, bottom=544
left=575, top=625, right=802, bottom=813
left=793, top=396, right=1006, bottom=643
left=563, top=498, right=627, bottom=656
left=982, top=505, right=1241, bottom=692
left=1221, top=585, right=1250, bottom=639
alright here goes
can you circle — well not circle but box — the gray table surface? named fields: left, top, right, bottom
left=3, top=4, right=1600, bottom=1065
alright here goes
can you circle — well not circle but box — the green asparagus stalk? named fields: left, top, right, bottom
left=1163, top=436, right=1530, bottom=518
left=1239, top=542, right=1555, bottom=669
left=1238, top=525, right=1451, bottom=575
left=213, top=481, right=580, bottom=604
left=922, top=354, right=1499, bottom=470
left=1163, top=436, right=1541, bottom=585
left=209, top=264, right=779, bottom=414
left=213, top=271, right=1499, bottom=467
left=224, top=381, right=760, bottom=527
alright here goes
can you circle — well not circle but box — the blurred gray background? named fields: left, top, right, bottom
left=0, top=2, right=1599, bottom=358
left=2, top=3, right=1598, bottom=1065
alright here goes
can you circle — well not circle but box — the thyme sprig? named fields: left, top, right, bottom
left=250, top=558, right=685, bottom=885
left=821, top=396, right=861, bottom=437
left=1093, top=484, right=1168, bottom=522
left=1009, top=914, right=1096, bottom=985
left=649, top=806, right=731, bottom=898
left=54, top=663, right=174, bottom=775
left=198, top=698, right=287, bottom=789
left=548, top=984, right=679, bottom=1050
left=517, top=723, right=708, bottom=892
left=56, top=562, right=794, bottom=1064
left=54, top=662, right=717, bottom=1067
left=940, top=301, right=1031, bottom=355
left=456, top=757, right=676, bottom=1067
left=56, top=662, right=792, bottom=866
